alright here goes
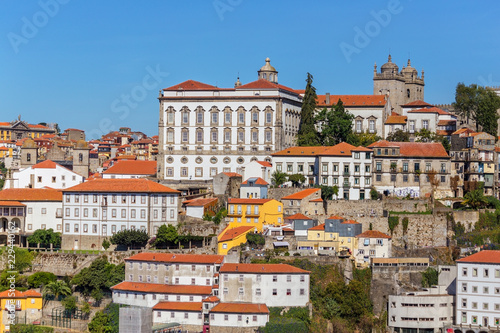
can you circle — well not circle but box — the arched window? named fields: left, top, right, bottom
left=27, top=153, right=31, bottom=162
left=79, top=153, right=83, bottom=163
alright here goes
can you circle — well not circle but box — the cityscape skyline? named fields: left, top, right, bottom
left=1, top=1, right=499, bottom=139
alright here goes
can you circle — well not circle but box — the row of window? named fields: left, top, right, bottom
left=35, top=175, right=77, bottom=183
left=166, top=108, right=274, bottom=126
left=354, top=119, right=377, bottom=133
left=130, top=262, right=214, bottom=272
left=65, top=208, right=174, bottom=219
left=461, top=312, right=500, bottom=326
left=65, top=194, right=175, bottom=205
left=375, top=174, right=446, bottom=183
left=322, top=176, right=371, bottom=186
left=170, top=128, right=273, bottom=144
left=460, top=283, right=500, bottom=294
left=462, top=267, right=500, bottom=278
left=375, top=161, right=447, bottom=173
left=65, top=224, right=144, bottom=234
left=27, top=224, right=62, bottom=231
left=222, top=274, right=306, bottom=283
left=461, top=298, right=500, bottom=310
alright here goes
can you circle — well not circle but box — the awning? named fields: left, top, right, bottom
left=273, top=241, right=289, bottom=247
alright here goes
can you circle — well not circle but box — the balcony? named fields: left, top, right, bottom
left=343, top=172, right=350, bottom=177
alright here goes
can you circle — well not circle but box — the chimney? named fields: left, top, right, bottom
left=325, top=93, right=330, bottom=105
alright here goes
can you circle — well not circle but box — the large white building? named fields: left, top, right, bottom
left=455, top=250, right=500, bottom=330
left=61, top=179, right=180, bottom=250
left=6, top=160, right=84, bottom=189
left=157, top=58, right=302, bottom=186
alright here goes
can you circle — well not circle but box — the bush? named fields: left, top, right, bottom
left=27, top=272, right=57, bottom=289
left=11, top=325, right=54, bottom=333
left=247, top=233, right=265, bottom=246
left=370, top=188, right=379, bottom=200
left=62, top=295, right=78, bottom=313
left=263, top=317, right=308, bottom=333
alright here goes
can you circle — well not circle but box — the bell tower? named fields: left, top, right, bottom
left=258, top=58, right=278, bottom=83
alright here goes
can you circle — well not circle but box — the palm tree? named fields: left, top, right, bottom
left=462, top=189, right=487, bottom=210
left=271, top=170, right=288, bottom=187
left=43, top=280, right=72, bottom=301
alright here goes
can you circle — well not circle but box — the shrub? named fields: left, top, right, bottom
left=247, top=233, right=265, bottom=246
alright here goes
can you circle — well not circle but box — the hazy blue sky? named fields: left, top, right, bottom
left=1, top=1, right=499, bottom=138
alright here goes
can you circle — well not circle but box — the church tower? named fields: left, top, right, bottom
left=73, top=140, right=90, bottom=178
left=20, top=139, right=38, bottom=169
left=258, top=58, right=278, bottom=83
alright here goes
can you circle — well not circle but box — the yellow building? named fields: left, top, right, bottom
left=217, top=225, right=254, bottom=255
left=226, top=198, right=283, bottom=232
left=0, top=289, right=43, bottom=332
left=298, top=224, right=339, bottom=252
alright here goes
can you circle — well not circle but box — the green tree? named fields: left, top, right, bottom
left=288, top=174, right=306, bottom=187
left=102, top=238, right=110, bottom=251
left=7, top=247, right=34, bottom=273
left=27, top=272, right=57, bottom=289
left=370, top=188, right=379, bottom=200
left=347, top=131, right=382, bottom=147
left=316, top=99, right=354, bottom=146
left=247, top=233, right=265, bottom=246
left=88, top=303, right=120, bottom=333
left=62, top=295, right=77, bottom=313
left=71, top=257, right=124, bottom=296
left=27, top=229, right=61, bottom=248
left=421, top=267, right=439, bottom=287
left=462, top=189, right=488, bottom=210
left=319, top=185, right=338, bottom=200
left=0, top=271, right=28, bottom=292
left=386, top=129, right=410, bottom=142
left=154, top=224, right=179, bottom=246
left=109, top=229, right=149, bottom=250
left=297, top=73, right=320, bottom=146
left=453, top=83, right=500, bottom=135
left=212, top=208, right=227, bottom=225
left=271, top=170, right=287, bottom=187
left=43, top=280, right=71, bottom=300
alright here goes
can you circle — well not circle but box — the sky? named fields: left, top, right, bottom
left=1, top=0, right=499, bottom=139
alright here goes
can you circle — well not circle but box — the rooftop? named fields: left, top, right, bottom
left=284, top=213, right=312, bottom=220
left=64, top=178, right=180, bottom=194
left=227, top=198, right=271, bottom=205
left=125, top=252, right=224, bottom=264
left=457, top=250, right=500, bottom=264
left=0, top=188, right=62, bottom=202
left=281, top=188, right=320, bottom=200
left=153, top=301, right=203, bottom=312
left=111, top=282, right=212, bottom=295
left=317, top=94, right=386, bottom=107
left=368, top=141, right=449, bottom=158
left=218, top=226, right=254, bottom=242
left=211, top=302, right=269, bottom=314
left=103, top=160, right=157, bottom=175
left=220, top=263, right=310, bottom=274
left=356, top=230, right=391, bottom=239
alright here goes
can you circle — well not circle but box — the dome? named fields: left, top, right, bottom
left=75, top=140, right=88, bottom=149
left=380, top=54, right=399, bottom=73
left=259, top=57, right=277, bottom=73
left=401, top=59, right=418, bottom=75
left=22, top=138, right=36, bottom=148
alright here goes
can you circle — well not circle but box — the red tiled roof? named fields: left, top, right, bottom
left=309, top=224, right=325, bottom=231
left=285, top=213, right=311, bottom=220
left=256, top=161, right=272, bottom=167
left=220, top=263, right=309, bottom=274
left=319, top=142, right=359, bottom=156
left=456, top=250, right=500, bottom=264
left=0, top=289, right=42, bottom=298
left=309, top=198, right=323, bottom=202
left=452, top=128, right=476, bottom=136
left=273, top=143, right=370, bottom=157
left=385, top=112, right=407, bottom=125
left=164, top=80, right=230, bottom=91
left=28, top=124, right=50, bottom=129
left=115, top=155, right=137, bottom=160
left=0, top=188, right=62, bottom=202
left=407, top=107, right=451, bottom=116
left=317, top=95, right=386, bottom=107
left=227, top=198, right=271, bottom=204
left=368, top=141, right=449, bottom=158
left=31, top=160, right=58, bottom=169
left=437, top=120, right=456, bottom=126
left=281, top=188, right=320, bottom=200
left=356, top=230, right=391, bottom=239
left=327, top=215, right=344, bottom=220
left=111, top=282, right=212, bottom=295
left=0, top=201, right=25, bottom=207
left=242, top=177, right=269, bottom=185
left=64, top=178, right=180, bottom=194
left=401, top=100, right=434, bottom=107
left=153, top=302, right=203, bottom=312
left=203, top=296, right=220, bottom=303
left=272, top=146, right=329, bottom=156
left=436, top=130, right=454, bottom=136
left=342, top=220, right=360, bottom=225
left=222, top=172, right=242, bottom=178
left=125, top=252, right=224, bottom=264
left=211, top=303, right=269, bottom=314
left=103, top=160, right=157, bottom=175
left=184, top=198, right=218, bottom=207
left=236, top=79, right=298, bottom=95
left=218, top=226, right=254, bottom=242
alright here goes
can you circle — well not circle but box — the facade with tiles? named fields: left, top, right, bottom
left=157, top=58, right=302, bottom=185
left=61, top=179, right=179, bottom=250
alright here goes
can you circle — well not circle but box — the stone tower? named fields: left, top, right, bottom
left=373, top=55, right=424, bottom=112
left=258, top=58, right=278, bottom=83
left=20, top=139, right=38, bottom=169
left=73, top=140, right=90, bottom=178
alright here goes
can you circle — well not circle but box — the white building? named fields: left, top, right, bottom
left=388, top=285, right=454, bottom=332
left=241, top=160, right=273, bottom=184
left=157, top=58, right=302, bottom=184
left=7, top=160, right=84, bottom=189
left=455, top=250, right=500, bottom=329
left=355, top=230, right=392, bottom=265
left=102, top=160, right=157, bottom=179
left=218, top=263, right=310, bottom=307
left=61, top=179, right=180, bottom=250
left=272, top=142, right=373, bottom=200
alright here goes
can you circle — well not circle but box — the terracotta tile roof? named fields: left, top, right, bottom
left=281, top=188, right=320, bottom=200
left=319, top=142, right=359, bottom=156
left=317, top=95, right=386, bottom=107
left=218, top=226, right=254, bottom=242
left=64, top=178, right=180, bottom=194
left=0, top=201, right=25, bottom=207
left=115, top=155, right=137, bottom=160
left=285, top=213, right=311, bottom=220
left=495, top=147, right=500, bottom=153
left=272, top=146, right=329, bottom=156
left=273, top=143, right=370, bottom=157
left=0, top=289, right=42, bottom=298
left=64, top=128, right=84, bottom=132
left=31, top=160, right=59, bottom=169
left=0, top=122, right=11, bottom=127
left=309, top=224, right=325, bottom=231
left=236, top=79, right=298, bottom=95
left=220, top=263, right=309, bottom=274
left=0, top=188, right=62, bottom=202
left=211, top=302, right=269, bottom=314
left=351, top=146, right=373, bottom=152
left=327, top=215, right=344, bottom=220
left=456, top=250, right=500, bottom=264
left=125, top=252, right=224, bottom=264
left=241, top=177, right=269, bottom=186
left=153, top=301, right=203, bottom=312
left=309, top=198, right=323, bottom=202
left=227, top=198, right=271, bottom=204
left=256, top=161, right=272, bottom=167
left=164, top=80, right=232, bottom=91
left=184, top=198, right=218, bottom=207
left=356, top=230, right=391, bottom=239
left=342, top=220, right=360, bottom=224
left=385, top=112, right=408, bottom=125
left=103, top=160, right=157, bottom=175
left=368, top=141, right=449, bottom=158
left=28, top=124, right=50, bottom=129
left=401, top=100, right=434, bottom=107
left=407, top=106, right=451, bottom=116
left=437, top=120, right=456, bottom=126
left=111, top=282, right=212, bottom=295
left=452, top=128, right=476, bottom=135
left=203, top=296, right=220, bottom=303
left=436, top=130, right=454, bottom=136
left=222, top=172, right=242, bottom=178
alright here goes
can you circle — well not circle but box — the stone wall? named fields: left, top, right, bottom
left=29, top=252, right=100, bottom=276
left=452, top=210, right=479, bottom=232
